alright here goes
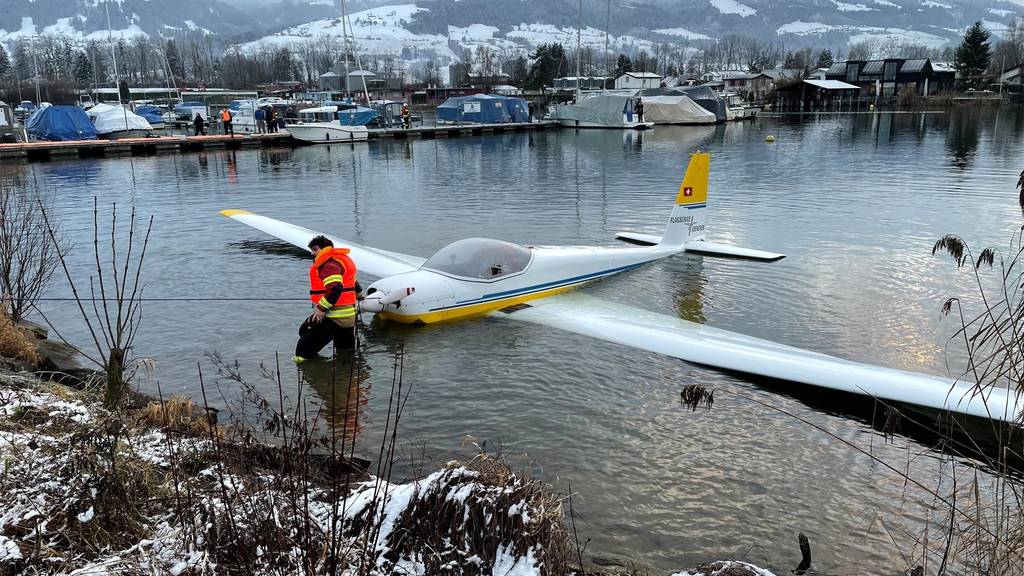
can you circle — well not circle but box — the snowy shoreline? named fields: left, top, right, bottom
left=0, top=364, right=777, bottom=576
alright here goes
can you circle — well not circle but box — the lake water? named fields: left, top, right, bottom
left=4, top=108, right=1022, bottom=573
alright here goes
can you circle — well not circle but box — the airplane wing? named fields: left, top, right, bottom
left=501, top=293, right=1022, bottom=423
left=220, top=209, right=425, bottom=278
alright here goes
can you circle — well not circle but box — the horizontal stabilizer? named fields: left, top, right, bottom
left=615, top=232, right=661, bottom=246
left=684, top=240, right=785, bottom=261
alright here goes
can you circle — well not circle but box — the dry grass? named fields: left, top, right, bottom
left=0, top=309, right=39, bottom=365
left=135, top=393, right=221, bottom=438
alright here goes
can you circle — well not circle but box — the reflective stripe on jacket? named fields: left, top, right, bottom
left=309, top=247, right=358, bottom=319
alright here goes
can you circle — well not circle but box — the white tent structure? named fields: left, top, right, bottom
left=639, top=94, right=717, bottom=125
left=85, top=103, right=152, bottom=139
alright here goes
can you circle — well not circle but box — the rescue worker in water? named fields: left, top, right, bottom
left=293, top=235, right=360, bottom=362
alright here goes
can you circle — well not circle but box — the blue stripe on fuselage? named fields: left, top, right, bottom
left=428, top=260, right=652, bottom=312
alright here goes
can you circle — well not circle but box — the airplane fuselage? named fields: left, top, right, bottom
left=367, top=239, right=683, bottom=324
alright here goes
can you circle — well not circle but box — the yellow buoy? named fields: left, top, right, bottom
left=765, top=135, right=776, bottom=143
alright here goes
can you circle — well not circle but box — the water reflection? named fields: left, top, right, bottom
left=299, top=354, right=370, bottom=442
left=947, top=108, right=981, bottom=169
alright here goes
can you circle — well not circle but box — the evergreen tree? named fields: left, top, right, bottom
left=509, top=55, right=528, bottom=87
left=815, top=49, right=834, bottom=69
left=955, top=21, right=992, bottom=88
left=614, top=54, right=632, bottom=78
left=13, top=41, right=32, bottom=82
left=73, top=51, right=93, bottom=88
left=165, top=39, right=184, bottom=80
left=0, top=44, right=10, bottom=80
left=271, top=46, right=296, bottom=81
left=525, top=43, right=567, bottom=90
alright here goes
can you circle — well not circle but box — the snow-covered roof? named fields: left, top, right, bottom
left=623, top=72, right=662, bottom=78
left=804, top=79, right=860, bottom=90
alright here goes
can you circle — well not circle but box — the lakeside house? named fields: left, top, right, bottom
left=614, top=72, right=662, bottom=90
left=552, top=76, right=612, bottom=91
left=824, top=58, right=956, bottom=101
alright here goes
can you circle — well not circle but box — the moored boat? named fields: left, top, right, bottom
left=86, top=103, right=152, bottom=139
left=287, top=105, right=370, bottom=143
left=550, top=93, right=653, bottom=129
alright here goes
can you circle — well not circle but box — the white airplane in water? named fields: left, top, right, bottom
left=221, top=153, right=1021, bottom=424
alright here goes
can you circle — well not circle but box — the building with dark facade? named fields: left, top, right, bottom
left=824, top=58, right=955, bottom=101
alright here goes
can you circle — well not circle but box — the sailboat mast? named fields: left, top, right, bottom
left=604, top=0, right=610, bottom=86
left=339, top=0, right=351, bottom=99
left=105, top=0, right=120, bottom=95
left=575, top=0, right=582, bottom=102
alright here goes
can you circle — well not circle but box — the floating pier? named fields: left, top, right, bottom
left=0, top=121, right=557, bottom=162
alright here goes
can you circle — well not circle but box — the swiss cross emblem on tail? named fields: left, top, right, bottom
left=683, top=187, right=693, bottom=197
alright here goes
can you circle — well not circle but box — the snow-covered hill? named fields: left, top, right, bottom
left=2, top=0, right=1023, bottom=55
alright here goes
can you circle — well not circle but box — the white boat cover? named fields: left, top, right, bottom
left=85, top=103, right=152, bottom=135
left=552, top=94, right=633, bottom=127
left=640, top=95, right=717, bottom=125
left=220, top=210, right=425, bottom=278
left=508, top=293, right=1023, bottom=423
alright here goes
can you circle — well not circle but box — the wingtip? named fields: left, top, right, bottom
left=220, top=209, right=252, bottom=217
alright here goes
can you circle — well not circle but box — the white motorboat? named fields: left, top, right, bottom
left=723, top=92, right=759, bottom=121
left=228, top=97, right=293, bottom=134
left=286, top=106, right=370, bottom=143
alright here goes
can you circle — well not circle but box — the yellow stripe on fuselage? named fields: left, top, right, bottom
left=378, top=282, right=585, bottom=324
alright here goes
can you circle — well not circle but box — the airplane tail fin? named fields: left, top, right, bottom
left=659, top=151, right=709, bottom=247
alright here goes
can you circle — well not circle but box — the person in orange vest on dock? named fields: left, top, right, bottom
left=294, top=235, right=360, bottom=362
left=220, top=107, right=234, bottom=136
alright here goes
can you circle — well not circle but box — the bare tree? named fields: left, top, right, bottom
left=0, top=180, right=67, bottom=323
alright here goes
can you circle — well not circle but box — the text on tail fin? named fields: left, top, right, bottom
left=675, top=152, right=710, bottom=206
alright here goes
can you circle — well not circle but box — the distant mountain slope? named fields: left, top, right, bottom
left=2, top=0, right=1022, bottom=53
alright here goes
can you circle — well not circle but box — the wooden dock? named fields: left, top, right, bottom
left=0, top=121, right=557, bottom=162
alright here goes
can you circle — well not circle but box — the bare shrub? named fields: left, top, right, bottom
left=0, top=178, right=67, bottom=323
left=38, top=199, right=152, bottom=408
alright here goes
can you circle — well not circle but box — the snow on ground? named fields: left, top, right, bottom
left=990, top=8, right=1017, bottom=17
left=654, top=27, right=714, bottom=40
left=0, top=375, right=556, bottom=575
left=506, top=23, right=656, bottom=53
left=834, top=1, right=875, bottom=11
left=776, top=20, right=949, bottom=48
left=710, top=0, right=757, bottom=17
left=921, top=0, right=952, bottom=8
left=0, top=16, right=148, bottom=46
left=448, top=23, right=499, bottom=42
left=243, top=4, right=456, bottom=61
left=0, top=17, right=38, bottom=42
left=874, top=0, right=901, bottom=7
left=848, top=27, right=949, bottom=47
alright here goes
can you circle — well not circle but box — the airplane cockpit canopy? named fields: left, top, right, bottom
left=422, top=237, right=533, bottom=280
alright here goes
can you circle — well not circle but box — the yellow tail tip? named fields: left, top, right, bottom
left=674, top=152, right=710, bottom=205
left=220, top=209, right=252, bottom=217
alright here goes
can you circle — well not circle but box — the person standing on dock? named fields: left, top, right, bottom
left=401, top=103, right=410, bottom=129
left=220, top=108, right=234, bottom=136
left=294, top=235, right=360, bottom=363
left=267, top=109, right=278, bottom=134
left=635, top=97, right=644, bottom=123
left=255, top=107, right=266, bottom=134
left=193, top=113, right=206, bottom=136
